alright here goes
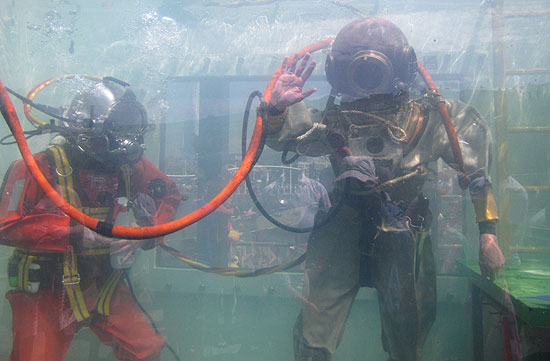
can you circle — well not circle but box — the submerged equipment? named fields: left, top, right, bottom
left=0, top=32, right=467, bottom=276
left=0, top=75, right=263, bottom=241
left=0, top=74, right=303, bottom=277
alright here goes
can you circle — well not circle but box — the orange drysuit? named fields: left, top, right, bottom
left=0, top=144, right=181, bottom=361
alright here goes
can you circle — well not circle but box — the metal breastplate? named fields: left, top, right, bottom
left=348, top=130, right=404, bottom=179
left=341, top=101, right=425, bottom=180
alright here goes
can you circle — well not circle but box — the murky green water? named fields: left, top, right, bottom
left=1, top=1, right=549, bottom=360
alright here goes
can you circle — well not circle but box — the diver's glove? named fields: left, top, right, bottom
left=479, top=233, right=505, bottom=281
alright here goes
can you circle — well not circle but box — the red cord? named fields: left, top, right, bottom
left=0, top=78, right=263, bottom=239
left=417, top=62, right=467, bottom=187
left=3, top=39, right=457, bottom=239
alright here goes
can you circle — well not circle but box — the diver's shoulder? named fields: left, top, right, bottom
left=422, top=97, right=488, bottom=127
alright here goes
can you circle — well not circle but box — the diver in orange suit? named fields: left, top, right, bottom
left=0, top=79, right=181, bottom=361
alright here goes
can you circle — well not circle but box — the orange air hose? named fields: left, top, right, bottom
left=0, top=77, right=263, bottom=239
left=417, top=62, right=469, bottom=188
left=0, top=39, right=332, bottom=244
left=1, top=39, right=462, bottom=243
left=157, top=39, right=336, bottom=275
left=24, top=74, right=103, bottom=127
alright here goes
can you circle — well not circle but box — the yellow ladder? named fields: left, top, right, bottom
left=492, top=1, right=550, bottom=254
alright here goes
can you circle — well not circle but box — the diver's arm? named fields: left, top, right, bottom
left=436, top=100, right=505, bottom=280
left=130, top=157, right=182, bottom=250
left=0, top=154, right=79, bottom=253
left=133, top=157, right=182, bottom=226
left=264, top=53, right=330, bottom=155
left=264, top=101, right=326, bottom=151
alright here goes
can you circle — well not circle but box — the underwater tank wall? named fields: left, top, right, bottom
left=0, top=0, right=550, bottom=360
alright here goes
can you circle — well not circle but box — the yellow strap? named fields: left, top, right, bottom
left=63, top=251, right=90, bottom=322
left=48, top=146, right=90, bottom=321
left=120, top=164, right=132, bottom=198
left=48, top=146, right=128, bottom=320
left=81, top=207, right=111, bottom=220
left=96, top=270, right=123, bottom=316
left=48, top=145, right=77, bottom=207
left=76, top=248, right=110, bottom=256
left=14, top=248, right=57, bottom=260
left=17, top=254, right=34, bottom=291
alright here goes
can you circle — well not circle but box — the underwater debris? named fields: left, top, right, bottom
left=2, top=15, right=15, bottom=27
left=26, top=24, right=41, bottom=31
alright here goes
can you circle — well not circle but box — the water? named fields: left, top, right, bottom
left=1, top=0, right=550, bottom=360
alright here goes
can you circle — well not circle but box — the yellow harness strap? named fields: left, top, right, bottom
left=17, top=253, right=35, bottom=293
left=77, top=248, right=110, bottom=256
left=48, top=145, right=89, bottom=321
left=81, top=206, right=111, bottom=219
left=48, top=145, right=77, bottom=205
left=120, top=163, right=132, bottom=199
left=96, top=270, right=123, bottom=316
left=94, top=164, right=132, bottom=316
left=62, top=247, right=89, bottom=322
left=12, top=249, right=54, bottom=292
left=47, top=145, right=126, bottom=319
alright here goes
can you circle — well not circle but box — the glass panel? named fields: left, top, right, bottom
left=1, top=1, right=549, bottom=360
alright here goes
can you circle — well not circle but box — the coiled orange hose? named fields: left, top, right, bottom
left=0, top=77, right=263, bottom=239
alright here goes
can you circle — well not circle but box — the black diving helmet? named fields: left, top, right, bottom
left=64, top=79, right=148, bottom=165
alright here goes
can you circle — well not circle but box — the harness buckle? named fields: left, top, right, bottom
left=62, top=273, right=81, bottom=286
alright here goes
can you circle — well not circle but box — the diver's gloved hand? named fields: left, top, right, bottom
left=82, top=223, right=148, bottom=264
left=109, top=237, right=147, bottom=264
left=269, top=52, right=317, bottom=112
left=479, top=233, right=505, bottom=281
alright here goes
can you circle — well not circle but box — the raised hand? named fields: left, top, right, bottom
left=270, top=52, right=317, bottom=111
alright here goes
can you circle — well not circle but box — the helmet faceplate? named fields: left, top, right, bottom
left=64, top=80, right=147, bottom=165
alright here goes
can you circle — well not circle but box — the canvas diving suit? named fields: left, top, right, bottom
left=264, top=94, right=498, bottom=361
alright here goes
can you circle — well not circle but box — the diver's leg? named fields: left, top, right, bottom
left=373, top=228, right=436, bottom=361
left=7, top=289, right=76, bottom=361
left=374, top=227, right=418, bottom=361
left=415, top=234, right=437, bottom=357
left=294, top=203, right=362, bottom=361
left=91, top=283, right=165, bottom=361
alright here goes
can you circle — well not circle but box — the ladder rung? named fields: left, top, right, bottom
left=506, top=68, right=550, bottom=76
left=504, top=10, right=550, bottom=18
left=508, top=127, right=550, bottom=132
left=524, top=186, right=550, bottom=192
left=514, top=246, right=550, bottom=252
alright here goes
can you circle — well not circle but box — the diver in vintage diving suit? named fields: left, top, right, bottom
left=263, top=18, right=505, bottom=361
